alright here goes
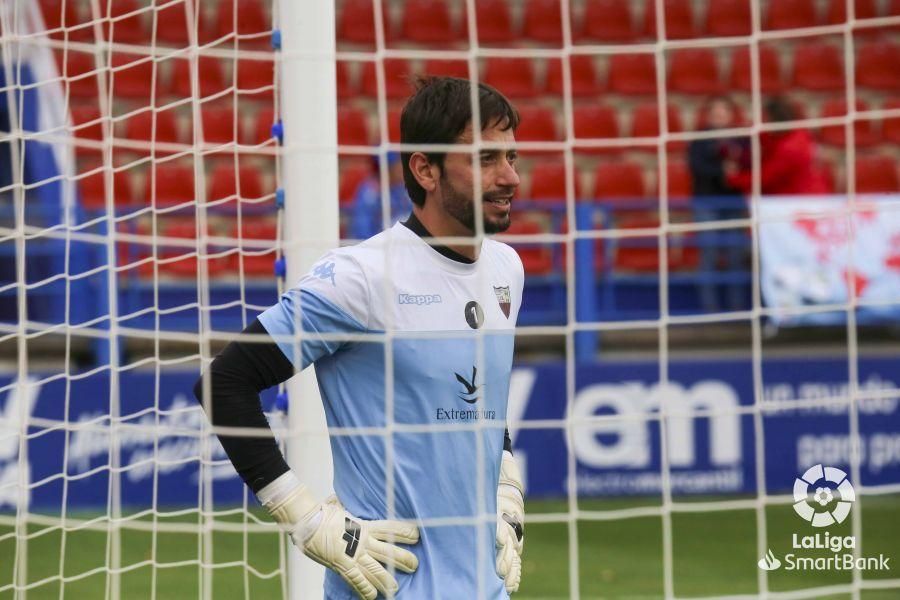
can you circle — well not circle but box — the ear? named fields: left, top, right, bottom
left=408, top=152, right=438, bottom=195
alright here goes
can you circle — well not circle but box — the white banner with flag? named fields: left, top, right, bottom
left=758, top=194, right=900, bottom=325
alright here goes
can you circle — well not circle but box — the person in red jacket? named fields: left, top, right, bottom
left=726, top=97, right=831, bottom=195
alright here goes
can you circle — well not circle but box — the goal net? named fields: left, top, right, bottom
left=3, top=0, right=900, bottom=598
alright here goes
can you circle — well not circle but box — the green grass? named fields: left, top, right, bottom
left=2, top=496, right=899, bottom=599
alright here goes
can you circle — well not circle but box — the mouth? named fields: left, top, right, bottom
left=485, top=195, right=512, bottom=207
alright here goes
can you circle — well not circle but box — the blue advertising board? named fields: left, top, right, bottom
left=1, top=355, right=898, bottom=510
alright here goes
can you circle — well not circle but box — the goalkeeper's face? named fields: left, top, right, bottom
left=439, top=122, right=519, bottom=234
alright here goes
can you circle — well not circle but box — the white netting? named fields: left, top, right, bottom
left=3, top=0, right=900, bottom=598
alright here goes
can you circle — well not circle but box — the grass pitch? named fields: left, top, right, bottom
left=2, top=495, right=898, bottom=599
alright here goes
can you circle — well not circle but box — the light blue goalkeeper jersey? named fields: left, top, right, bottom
left=258, top=221, right=524, bottom=600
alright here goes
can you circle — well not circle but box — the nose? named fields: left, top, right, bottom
left=497, top=157, right=520, bottom=189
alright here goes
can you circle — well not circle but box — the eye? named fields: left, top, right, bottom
left=480, top=154, right=495, bottom=164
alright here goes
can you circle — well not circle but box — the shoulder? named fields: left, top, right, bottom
left=485, top=238, right=525, bottom=283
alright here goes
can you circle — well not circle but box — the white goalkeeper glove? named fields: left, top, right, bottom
left=258, top=471, right=420, bottom=600
left=496, top=450, right=525, bottom=594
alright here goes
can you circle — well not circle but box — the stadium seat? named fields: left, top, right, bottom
left=79, top=167, right=133, bottom=210
left=423, top=59, right=471, bottom=80
left=56, top=50, right=100, bottom=99
left=122, top=109, right=181, bottom=150
left=792, top=43, right=845, bottom=91
left=607, top=53, right=657, bottom=95
left=855, top=42, right=900, bottom=91
left=826, top=0, right=878, bottom=24
left=338, top=106, right=371, bottom=148
left=216, top=0, right=269, bottom=46
left=71, top=105, right=104, bottom=143
left=249, top=107, right=276, bottom=145
left=573, top=104, right=620, bottom=154
left=592, top=161, right=646, bottom=199
left=522, top=0, right=563, bottom=45
left=337, top=0, right=392, bottom=45
left=765, top=0, right=819, bottom=30
left=658, top=160, right=692, bottom=199
left=336, top=61, right=354, bottom=99
left=401, top=0, right=457, bottom=45
left=882, top=99, right=900, bottom=145
left=705, top=0, right=751, bottom=36
left=482, top=57, right=539, bottom=99
left=207, top=163, right=265, bottom=204
left=581, top=0, right=637, bottom=41
left=528, top=162, right=582, bottom=202
left=170, top=56, right=227, bottom=99
left=339, top=161, right=372, bottom=205
left=669, top=48, right=722, bottom=95
left=360, top=59, right=414, bottom=99
left=854, top=155, right=900, bottom=193
left=39, top=0, right=79, bottom=39
left=201, top=105, right=238, bottom=145
left=629, top=103, right=684, bottom=151
left=470, top=0, right=516, bottom=44
left=503, top=219, right=553, bottom=275
left=514, top=104, right=560, bottom=155
left=385, top=107, right=402, bottom=143
left=819, top=100, right=880, bottom=147
left=544, top=55, right=602, bottom=98
left=102, top=0, right=146, bottom=45
left=729, top=45, right=783, bottom=93
left=155, top=0, right=209, bottom=46
left=234, top=219, right=278, bottom=276
left=157, top=221, right=230, bottom=277
left=110, top=53, right=155, bottom=100
left=612, top=215, right=662, bottom=271
left=145, top=162, right=196, bottom=206
left=644, top=0, right=696, bottom=40
left=236, top=57, right=274, bottom=101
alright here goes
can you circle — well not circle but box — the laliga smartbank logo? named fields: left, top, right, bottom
left=757, top=464, right=890, bottom=573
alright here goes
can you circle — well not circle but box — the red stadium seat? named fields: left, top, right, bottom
left=592, top=161, right=646, bottom=199
left=515, top=104, right=560, bottom=155
left=401, top=0, right=457, bottom=45
left=234, top=219, right=278, bottom=276
left=250, top=107, right=276, bottom=145
left=56, top=50, right=100, bottom=99
left=644, top=0, right=696, bottom=40
left=819, top=100, right=880, bottom=147
left=581, top=0, right=636, bottom=41
left=855, top=42, right=900, bottom=91
left=216, top=0, right=269, bottom=46
left=658, top=160, right=692, bottom=199
left=730, top=46, right=783, bottom=93
left=145, top=162, right=196, bottom=206
left=792, top=43, right=844, bottom=91
left=669, top=48, right=722, bottom=95
left=122, top=109, right=181, bottom=158
left=528, top=162, right=581, bottom=202
left=523, top=0, right=563, bottom=45
left=336, top=61, right=354, bottom=99
left=337, top=0, right=392, bottom=45
left=882, top=99, right=900, bottom=145
left=607, top=53, right=656, bottom=95
left=155, top=0, right=209, bottom=46
left=503, top=219, right=553, bottom=275
left=338, top=106, right=371, bottom=148
left=157, top=221, right=230, bottom=277
left=360, top=59, right=414, bottom=99
left=40, top=0, right=79, bottom=38
left=207, top=163, right=265, bottom=204
left=629, top=103, right=684, bottom=151
left=470, top=0, right=516, bottom=44
left=102, top=0, right=146, bottom=45
left=339, top=161, right=372, bottom=204
left=201, top=105, right=238, bottom=145
left=573, top=104, right=620, bottom=154
left=110, top=53, right=155, bottom=100
left=423, top=59, right=471, bottom=80
left=79, top=167, right=133, bottom=210
left=236, top=57, right=274, bottom=101
left=385, top=107, right=402, bottom=143
left=765, top=0, right=819, bottom=30
left=170, top=56, right=227, bottom=99
left=706, top=0, right=751, bottom=36
left=826, top=0, right=878, bottom=24
left=482, top=57, right=539, bottom=99
left=544, top=55, right=602, bottom=98
left=854, top=155, right=900, bottom=193
left=71, top=105, right=104, bottom=142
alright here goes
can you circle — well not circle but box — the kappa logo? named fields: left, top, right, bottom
left=398, top=293, right=442, bottom=306
left=342, top=517, right=361, bottom=557
left=454, top=366, right=481, bottom=404
left=312, top=261, right=336, bottom=286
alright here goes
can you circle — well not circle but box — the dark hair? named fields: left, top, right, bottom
left=765, top=96, right=796, bottom=123
left=400, top=76, right=519, bottom=207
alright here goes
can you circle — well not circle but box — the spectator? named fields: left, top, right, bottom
left=351, top=152, right=411, bottom=239
left=726, top=97, right=831, bottom=195
left=688, top=95, right=749, bottom=312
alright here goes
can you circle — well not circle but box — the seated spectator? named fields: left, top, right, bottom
left=351, top=151, right=411, bottom=239
left=726, top=97, right=831, bottom=195
left=688, top=95, right=749, bottom=312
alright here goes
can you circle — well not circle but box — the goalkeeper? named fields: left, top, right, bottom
left=194, top=76, right=525, bottom=599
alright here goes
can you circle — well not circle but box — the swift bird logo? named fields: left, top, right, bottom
left=454, top=366, right=481, bottom=404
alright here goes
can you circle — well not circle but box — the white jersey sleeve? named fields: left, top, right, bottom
left=257, top=250, right=371, bottom=369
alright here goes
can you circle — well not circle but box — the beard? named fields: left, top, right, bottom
left=439, top=175, right=511, bottom=234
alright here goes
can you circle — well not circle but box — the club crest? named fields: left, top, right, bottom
left=493, top=285, right=511, bottom=318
